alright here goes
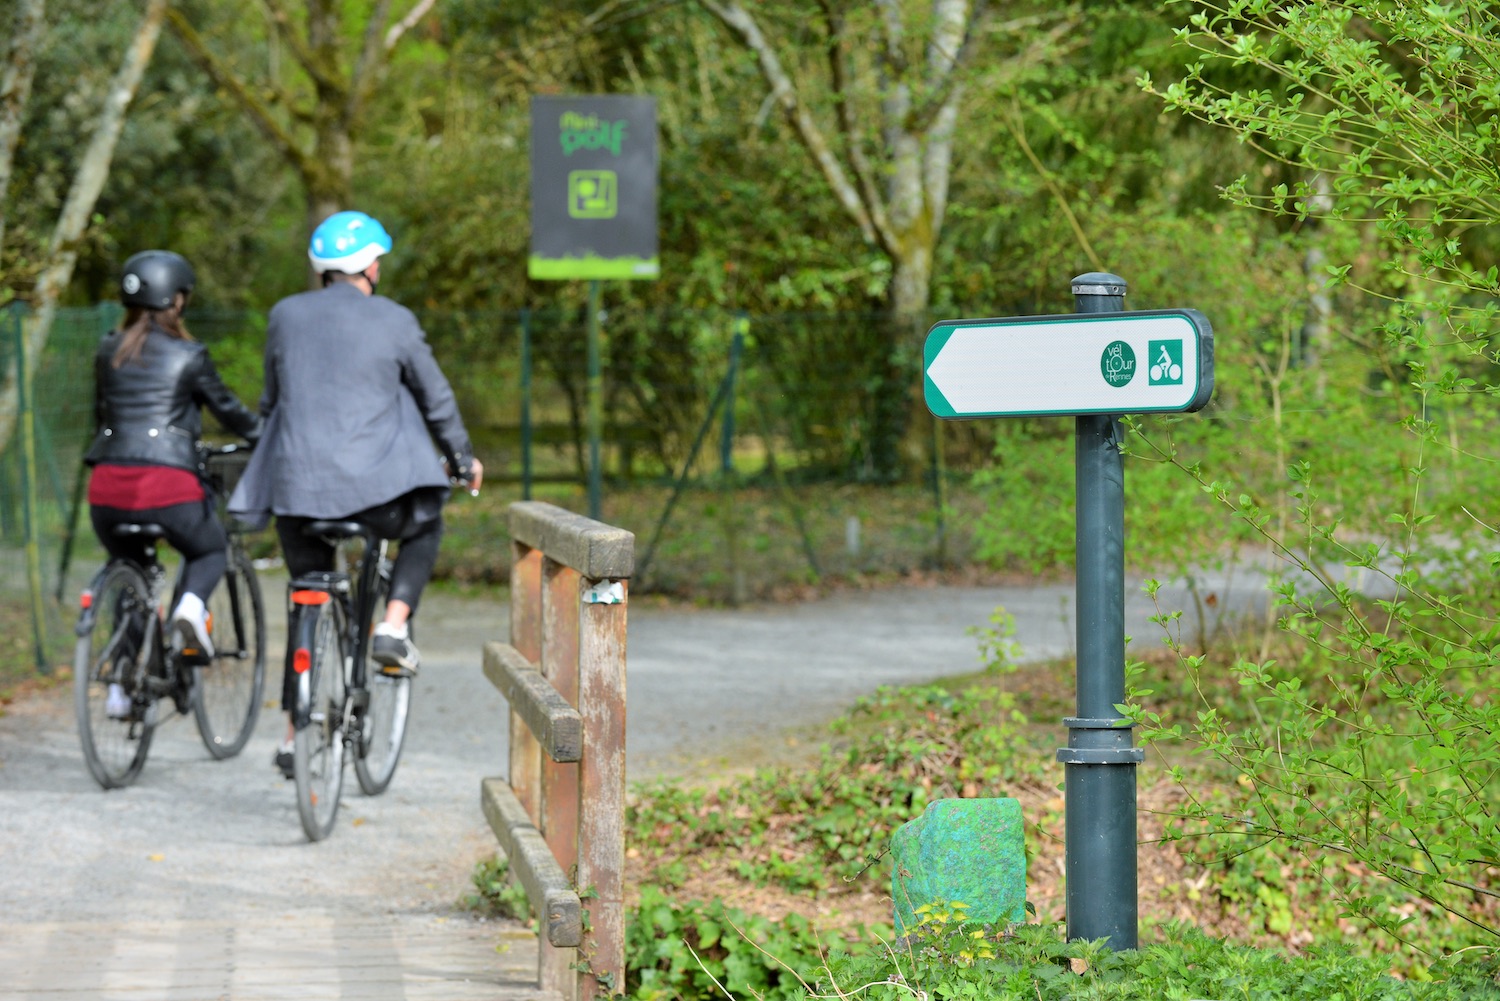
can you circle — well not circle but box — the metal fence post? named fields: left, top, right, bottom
left=8, top=305, right=50, bottom=673
left=520, top=308, right=534, bottom=501
left=1058, top=272, right=1141, bottom=949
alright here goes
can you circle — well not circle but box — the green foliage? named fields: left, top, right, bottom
left=822, top=922, right=1500, bottom=1001
left=459, top=855, right=532, bottom=923
left=625, top=884, right=870, bottom=1001
left=1146, top=1, right=1500, bottom=298
left=627, top=678, right=1048, bottom=898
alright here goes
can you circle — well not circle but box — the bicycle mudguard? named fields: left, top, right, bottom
left=73, top=563, right=119, bottom=637
left=286, top=598, right=322, bottom=729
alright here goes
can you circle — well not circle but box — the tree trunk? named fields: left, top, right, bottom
left=0, top=0, right=168, bottom=452
left=0, top=0, right=47, bottom=259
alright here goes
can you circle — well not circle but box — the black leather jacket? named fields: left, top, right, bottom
left=85, top=327, right=261, bottom=476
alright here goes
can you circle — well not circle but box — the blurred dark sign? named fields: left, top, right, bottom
left=529, top=95, right=659, bottom=280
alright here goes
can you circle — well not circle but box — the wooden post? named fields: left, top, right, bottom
left=577, top=582, right=627, bottom=998
left=540, top=556, right=581, bottom=1000
left=487, top=502, right=631, bottom=999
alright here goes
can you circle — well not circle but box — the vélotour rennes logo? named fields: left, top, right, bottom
left=559, top=112, right=627, bottom=156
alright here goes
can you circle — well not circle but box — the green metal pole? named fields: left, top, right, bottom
left=720, top=317, right=745, bottom=604
left=520, top=308, right=533, bottom=501
left=636, top=351, right=737, bottom=585
left=1058, top=272, right=1139, bottom=950
left=56, top=458, right=88, bottom=603
left=13, top=307, right=49, bottom=673
left=586, top=281, right=603, bottom=520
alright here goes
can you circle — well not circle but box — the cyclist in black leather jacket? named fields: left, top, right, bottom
left=85, top=251, right=261, bottom=697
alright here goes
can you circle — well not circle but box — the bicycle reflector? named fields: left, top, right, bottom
left=80, top=590, right=93, bottom=609
left=291, top=589, right=330, bottom=605
left=293, top=648, right=311, bottom=674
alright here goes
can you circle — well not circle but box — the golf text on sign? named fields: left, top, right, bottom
left=529, top=95, right=659, bottom=281
left=923, top=309, right=1214, bottom=419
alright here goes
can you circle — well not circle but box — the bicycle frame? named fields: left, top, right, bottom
left=287, top=525, right=387, bottom=732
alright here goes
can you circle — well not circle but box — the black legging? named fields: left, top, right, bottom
left=91, top=498, right=227, bottom=601
left=274, top=489, right=444, bottom=614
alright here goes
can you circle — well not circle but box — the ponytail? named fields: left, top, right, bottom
left=111, top=296, right=193, bottom=368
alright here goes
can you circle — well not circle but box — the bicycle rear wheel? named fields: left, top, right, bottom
left=193, top=549, right=266, bottom=758
left=294, top=601, right=347, bottom=841
left=354, top=567, right=411, bottom=795
left=74, top=562, right=157, bottom=789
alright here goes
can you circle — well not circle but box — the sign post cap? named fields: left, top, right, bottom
left=1071, top=272, right=1128, bottom=297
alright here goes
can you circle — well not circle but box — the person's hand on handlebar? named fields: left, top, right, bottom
left=447, top=456, right=483, bottom=496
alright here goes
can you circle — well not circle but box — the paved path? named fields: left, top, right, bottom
left=0, top=561, right=1271, bottom=999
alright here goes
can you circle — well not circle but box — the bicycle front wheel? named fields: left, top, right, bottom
left=294, top=601, right=347, bottom=841
left=193, top=549, right=266, bottom=759
left=74, top=562, right=157, bottom=789
left=354, top=671, right=412, bottom=796
left=354, top=568, right=412, bottom=795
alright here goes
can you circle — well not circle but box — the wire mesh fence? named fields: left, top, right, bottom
left=0, top=303, right=968, bottom=679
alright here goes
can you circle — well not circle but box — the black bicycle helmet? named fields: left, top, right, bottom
left=119, top=250, right=195, bottom=310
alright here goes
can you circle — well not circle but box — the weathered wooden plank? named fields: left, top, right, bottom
left=481, top=777, right=583, bottom=949
left=509, top=542, right=544, bottom=819
left=508, top=501, right=635, bottom=580
left=484, top=641, right=582, bottom=763
left=577, top=588, right=628, bottom=998
left=540, top=557, right=582, bottom=1001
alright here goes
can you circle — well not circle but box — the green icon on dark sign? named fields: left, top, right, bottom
left=568, top=170, right=618, bottom=219
left=1100, top=341, right=1136, bottom=387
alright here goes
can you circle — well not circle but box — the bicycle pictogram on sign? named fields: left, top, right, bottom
left=1148, top=340, right=1183, bottom=386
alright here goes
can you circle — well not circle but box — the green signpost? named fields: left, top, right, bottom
left=925, top=274, right=1215, bottom=950
left=529, top=94, right=659, bottom=517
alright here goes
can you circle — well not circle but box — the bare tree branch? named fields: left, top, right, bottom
left=818, top=0, right=892, bottom=246
left=0, top=0, right=46, bottom=258
left=905, top=0, right=984, bottom=135
left=166, top=8, right=314, bottom=180
left=384, top=0, right=437, bottom=50
left=0, top=0, right=168, bottom=451
left=259, top=0, right=344, bottom=95
left=872, top=0, right=908, bottom=76
left=350, top=0, right=394, bottom=117
left=698, top=0, right=884, bottom=249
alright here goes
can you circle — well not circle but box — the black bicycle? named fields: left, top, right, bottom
left=287, top=521, right=413, bottom=841
left=73, top=445, right=266, bottom=789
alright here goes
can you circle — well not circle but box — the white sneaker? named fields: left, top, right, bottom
left=371, top=622, right=419, bottom=677
left=172, top=593, right=214, bottom=659
left=105, top=683, right=131, bottom=719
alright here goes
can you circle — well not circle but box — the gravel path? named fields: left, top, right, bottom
left=0, top=562, right=1269, bottom=996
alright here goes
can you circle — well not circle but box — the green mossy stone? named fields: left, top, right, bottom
left=890, top=797, right=1026, bottom=935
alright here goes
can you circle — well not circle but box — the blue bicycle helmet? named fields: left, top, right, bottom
left=308, top=210, right=392, bottom=274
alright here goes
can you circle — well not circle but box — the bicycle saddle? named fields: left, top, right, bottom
left=303, top=520, right=372, bottom=539
left=111, top=522, right=168, bottom=540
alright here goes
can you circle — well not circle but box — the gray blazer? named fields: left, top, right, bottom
left=228, top=283, right=474, bottom=529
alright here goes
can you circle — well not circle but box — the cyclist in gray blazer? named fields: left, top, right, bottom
left=229, top=211, right=483, bottom=773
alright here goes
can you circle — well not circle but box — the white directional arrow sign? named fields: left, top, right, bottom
left=924, top=309, right=1214, bottom=419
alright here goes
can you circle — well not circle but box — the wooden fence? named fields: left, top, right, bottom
left=481, top=501, right=632, bottom=1000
